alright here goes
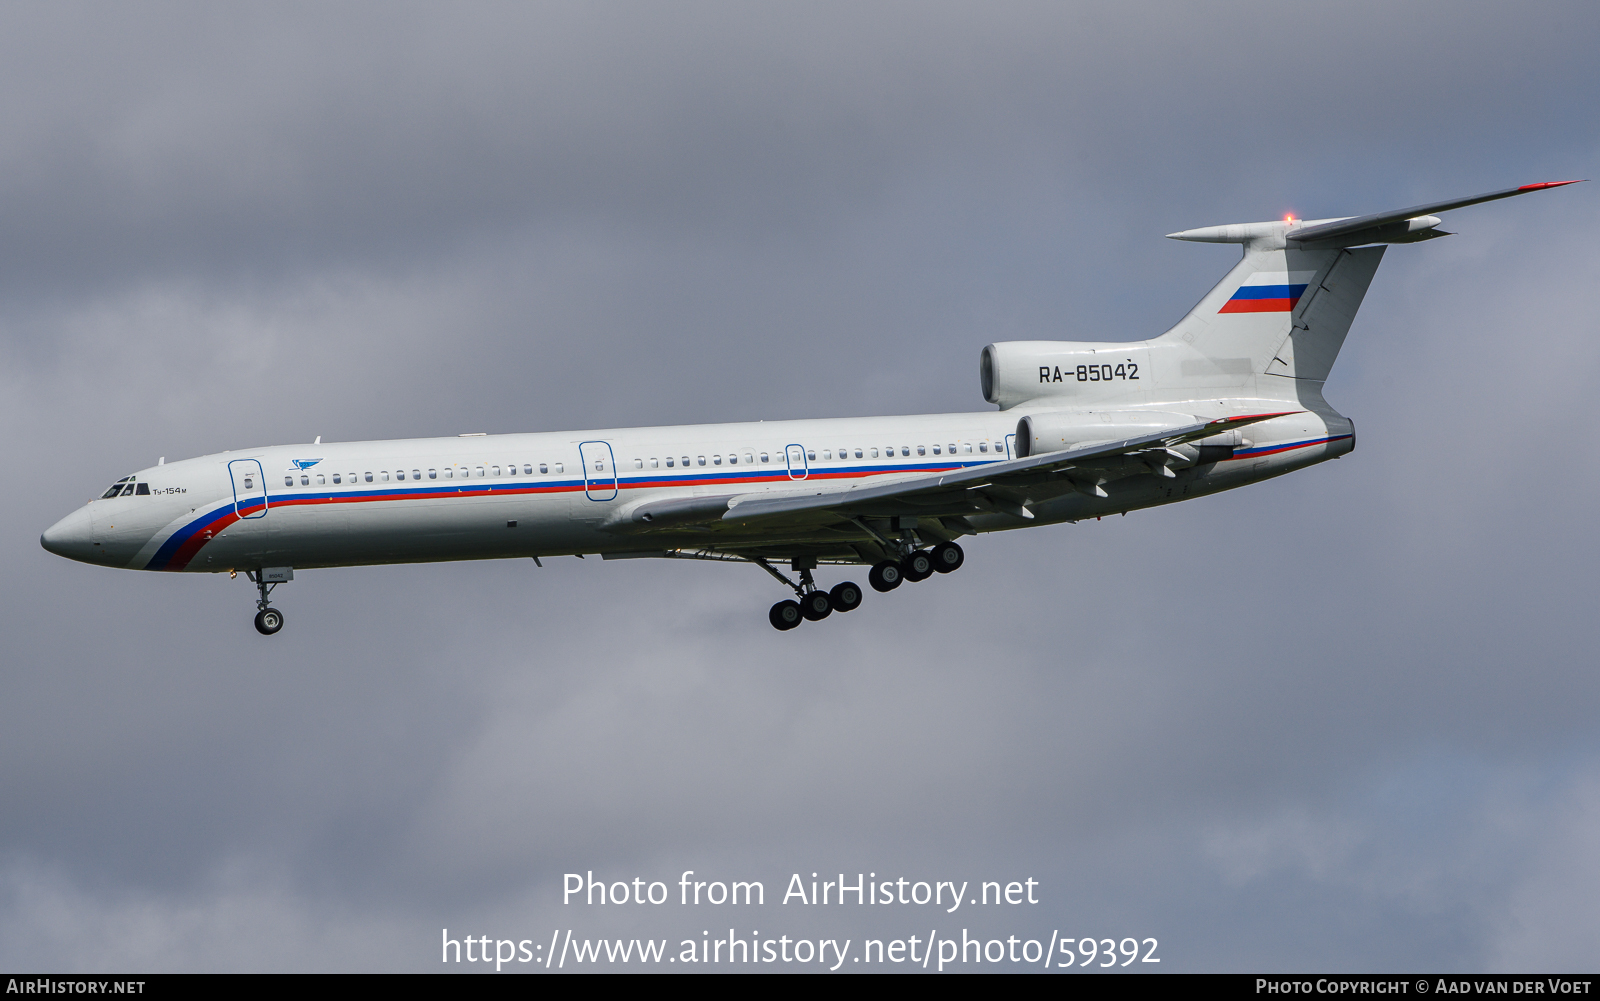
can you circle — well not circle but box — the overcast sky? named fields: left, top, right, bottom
left=3, top=1, right=1598, bottom=973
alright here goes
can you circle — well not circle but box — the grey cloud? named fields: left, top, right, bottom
left=4, top=0, right=1600, bottom=973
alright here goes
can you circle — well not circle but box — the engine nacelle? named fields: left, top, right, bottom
left=1015, top=410, right=1196, bottom=457
left=981, top=341, right=1151, bottom=410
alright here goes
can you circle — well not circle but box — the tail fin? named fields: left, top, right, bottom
left=1156, top=180, right=1582, bottom=388
left=1154, top=240, right=1384, bottom=385
left=979, top=182, right=1580, bottom=410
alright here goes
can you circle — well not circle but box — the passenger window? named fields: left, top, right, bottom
left=413, top=470, right=421, bottom=480
left=964, top=443, right=972, bottom=453
left=428, top=469, right=436, bottom=479
left=381, top=471, right=390, bottom=480
left=728, top=454, right=737, bottom=465
left=397, top=470, right=406, bottom=480
left=242, top=476, right=254, bottom=489
left=744, top=453, right=753, bottom=464
left=917, top=446, right=926, bottom=456
left=760, top=453, right=769, bottom=463
left=554, top=462, right=564, bottom=473
left=365, top=472, right=374, bottom=482
left=492, top=465, right=500, bottom=476
left=979, top=442, right=988, bottom=452
left=634, top=458, right=643, bottom=469
left=901, top=447, right=910, bottom=457
left=822, top=450, right=831, bottom=460
left=806, top=450, right=816, bottom=461
left=870, top=448, right=879, bottom=458
left=713, top=455, right=722, bottom=465
left=666, top=457, right=675, bottom=467
left=284, top=476, right=293, bottom=487
left=316, top=474, right=325, bottom=485
left=697, top=456, right=706, bottom=466
left=932, top=445, right=940, bottom=455
left=136, top=482, right=150, bottom=495
left=538, top=463, right=547, bottom=474
left=523, top=464, right=531, bottom=475
left=333, top=474, right=342, bottom=484
left=650, top=458, right=659, bottom=468
left=476, top=466, right=485, bottom=477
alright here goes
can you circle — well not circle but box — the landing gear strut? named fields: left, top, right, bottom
left=758, top=558, right=863, bottom=631
left=246, top=568, right=290, bottom=635
left=754, top=539, right=963, bottom=630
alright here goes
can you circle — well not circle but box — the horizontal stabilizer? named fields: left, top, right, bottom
left=1167, top=180, right=1583, bottom=249
left=1288, top=180, right=1583, bottom=245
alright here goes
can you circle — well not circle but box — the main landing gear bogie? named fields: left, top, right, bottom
left=765, top=542, right=964, bottom=630
left=768, top=577, right=864, bottom=631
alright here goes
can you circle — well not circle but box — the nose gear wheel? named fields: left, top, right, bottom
left=254, top=608, right=285, bottom=635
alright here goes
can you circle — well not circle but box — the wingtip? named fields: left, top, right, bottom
left=1517, top=180, right=1586, bottom=191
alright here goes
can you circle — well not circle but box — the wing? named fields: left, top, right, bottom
left=603, top=412, right=1296, bottom=542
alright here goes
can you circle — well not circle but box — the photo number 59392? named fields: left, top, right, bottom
left=1039, top=361, right=1139, bottom=384
left=1057, top=937, right=1159, bottom=967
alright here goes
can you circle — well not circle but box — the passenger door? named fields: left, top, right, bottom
left=785, top=444, right=808, bottom=480
left=578, top=441, right=618, bottom=501
left=228, top=459, right=269, bottom=518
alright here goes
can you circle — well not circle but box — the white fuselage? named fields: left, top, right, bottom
left=41, top=399, right=1350, bottom=575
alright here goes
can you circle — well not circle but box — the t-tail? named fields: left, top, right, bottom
left=980, top=181, right=1583, bottom=411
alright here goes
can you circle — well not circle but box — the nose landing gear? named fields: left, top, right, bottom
left=245, top=567, right=292, bottom=635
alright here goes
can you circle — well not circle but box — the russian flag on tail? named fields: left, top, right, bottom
left=1218, top=271, right=1317, bottom=314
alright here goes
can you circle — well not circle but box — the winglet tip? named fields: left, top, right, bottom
left=1517, top=180, right=1586, bottom=192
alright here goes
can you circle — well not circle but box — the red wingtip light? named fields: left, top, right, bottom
left=1517, top=180, right=1586, bottom=192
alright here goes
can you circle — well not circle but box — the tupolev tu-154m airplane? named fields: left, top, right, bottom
left=42, top=181, right=1582, bottom=634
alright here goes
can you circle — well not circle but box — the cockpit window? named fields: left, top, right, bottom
left=135, top=483, right=150, bottom=495
left=120, top=483, right=136, bottom=496
left=101, top=477, right=131, bottom=499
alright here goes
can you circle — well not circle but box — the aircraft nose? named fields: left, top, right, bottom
left=41, top=506, right=96, bottom=562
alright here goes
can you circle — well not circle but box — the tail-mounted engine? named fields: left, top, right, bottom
left=1014, top=410, right=1197, bottom=458
left=981, top=342, right=1152, bottom=410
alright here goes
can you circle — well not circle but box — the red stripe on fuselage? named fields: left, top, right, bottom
left=166, top=509, right=244, bottom=571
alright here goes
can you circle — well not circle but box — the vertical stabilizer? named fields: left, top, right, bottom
left=1152, top=240, right=1384, bottom=386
